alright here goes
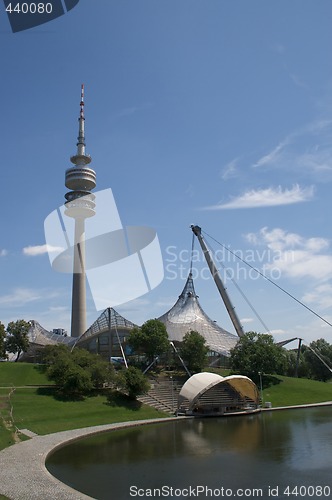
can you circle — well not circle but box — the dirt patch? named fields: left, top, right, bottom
left=0, top=391, right=22, bottom=444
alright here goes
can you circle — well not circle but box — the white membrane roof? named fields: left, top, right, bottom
left=158, top=273, right=238, bottom=356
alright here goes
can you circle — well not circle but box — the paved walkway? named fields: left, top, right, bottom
left=0, top=417, right=181, bottom=500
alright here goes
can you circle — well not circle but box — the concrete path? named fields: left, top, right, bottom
left=0, top=417, right=180, bottom=500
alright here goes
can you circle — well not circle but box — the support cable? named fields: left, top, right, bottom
left=277, top=337, right=332, bottom=375
left=202, top=230, right=332, bottom=329
left=114, top=321, right=128, bottom=368
left=206, top=238, right=272, bottom=334
left=302, top=339, right=332, bottom=374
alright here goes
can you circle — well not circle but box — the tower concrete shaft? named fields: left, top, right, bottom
left=65, top=85, right=96, bottom=338
left=70, top=217, right=87, bottom=337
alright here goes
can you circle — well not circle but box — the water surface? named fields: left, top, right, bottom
left=47, top=407, right=332, bottom=499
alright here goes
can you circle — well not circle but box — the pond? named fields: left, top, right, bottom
left=47, top=407, right=332, bottom=499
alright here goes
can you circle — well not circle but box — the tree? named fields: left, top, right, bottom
left=284, top=349, right=309, bottom=378
left=0, top=322, right=7, bottom=360
left=116, top=366, right=150, bottom=399
left=128, top=319, right=170, bottom=363
left=59, top=364, right=94, bottom=397
left=229, top=332, right=287, bottom=383
left=42, top=344, right=70, bottom=365
left=5, top=320, right=30, bottom=361
left=179, top=330, right=209, bottom=373
left=303, top=339, right=332, bottom=382
left=71, top=348, right=114, bottom=389
left=42, top=345, right=115, bottom=397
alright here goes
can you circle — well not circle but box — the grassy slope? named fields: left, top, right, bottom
left=12, top=388, right=166, bottom=435
left=0, top=363, right=52, bottom=386
left=263, top=375, right=332, bottom=407
left=0, top=363, right=167, bottom=446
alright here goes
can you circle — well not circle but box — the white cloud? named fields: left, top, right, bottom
left=251, top=227, right=311, bottom=252
left=0, top=288, right=43, bottom=306
left=272, top=252, right=332, bottom=281
left=221, top=159, right=239, bottom=180
left=253, top=139, right=290, bottom=168
left=37, top=306, right=71, bottom=333
left=202, top=184, right=314, bottom=210
left=48, top=306, right=69, bottom=313
left=240, top=317, right=254, bottom=324
left=252, top=119, right=332, bottom=179
left=267, top=329, right=286, bottom=336
left=0, top=249, right=8, bottom=257
left=246, top=227, right=332, bottom=282
left=302, top=284, right=332, bottom=311
left=0, top=287, right=63, bottom=308
left=23, top=244, right=64, bottom=256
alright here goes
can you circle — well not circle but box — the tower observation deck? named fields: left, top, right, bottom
left=65, top=85, right=96, bottom=337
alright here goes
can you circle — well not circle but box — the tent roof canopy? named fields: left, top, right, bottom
left=158, top=273, right=238, bottom=356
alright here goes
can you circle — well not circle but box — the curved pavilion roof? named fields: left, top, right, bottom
left=178, top=372, right=259, bottom=409
left=28, top=320, right=74, bottom=347
left=158, top=273, right=238, bottom=356
left=76, top=307, right=137, bottom=344
left=26, top=308, right=136, bottom=352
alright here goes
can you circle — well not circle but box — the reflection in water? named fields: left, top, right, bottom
left=47, top=407, right=332, bottom=499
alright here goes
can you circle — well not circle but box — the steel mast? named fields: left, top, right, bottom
left=191, top=225, right=244, bottom=338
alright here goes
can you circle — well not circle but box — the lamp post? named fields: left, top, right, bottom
left=170, top=375, right=175, bottom=414
left=258, top=371, right=263, bottom=407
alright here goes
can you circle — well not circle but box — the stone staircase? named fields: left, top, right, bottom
left=138, top=378, right=183, bottom=415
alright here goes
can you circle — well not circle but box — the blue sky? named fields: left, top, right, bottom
left=1, top=0, right=332, bottom=346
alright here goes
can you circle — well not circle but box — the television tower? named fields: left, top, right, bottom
left=65, top=85, right=96, bottom=337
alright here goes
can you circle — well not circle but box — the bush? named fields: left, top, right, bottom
left=116, top=367, right=150, bottom=399
left=42, top=345, right=115, bottom=398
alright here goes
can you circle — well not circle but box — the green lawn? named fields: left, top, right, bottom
left=0, top=363, right=168, bottom=450
left=0, top=363, right=52, bottom=386
left=11, top=388, right=167, bottom=435
left=263, top=375, right=332, bottom=407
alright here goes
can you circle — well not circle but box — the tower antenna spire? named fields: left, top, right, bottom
left=77, top=83, right=86, bottom=157
left=80, top=83, right=84, bottom=118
